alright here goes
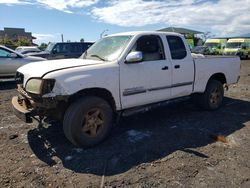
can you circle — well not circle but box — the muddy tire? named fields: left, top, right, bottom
left=63, top=96, right=113, bottom=147
left=199, top=80, right=224, bottom=110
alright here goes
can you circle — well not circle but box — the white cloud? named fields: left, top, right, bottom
left=0, top=0, right=31, bottom=5
left=36, top=0, right=99, bottom=13
left=33, top=33, right=59, bottom=44
left=0, top=0, right=99, bottom=13
left=91, top=0, right=250, bottom=35
left=1, top=0, right=250, bottom=36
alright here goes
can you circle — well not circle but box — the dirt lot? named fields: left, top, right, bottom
left=0, top=60, right=250, bottom=188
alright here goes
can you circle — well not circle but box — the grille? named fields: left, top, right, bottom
left=15, top=72, right=24, bottom=85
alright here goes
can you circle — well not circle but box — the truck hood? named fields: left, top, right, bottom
left=17, top=58, right=104, bottom=80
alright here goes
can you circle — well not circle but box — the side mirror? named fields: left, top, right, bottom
left=125, top=51, right=143, bottom=64
left=8, top=53, right=18, bottom=58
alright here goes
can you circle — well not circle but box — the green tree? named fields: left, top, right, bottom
left=0, top=37, right=14, bottom=46
left=15, top=38, right=32, bottom=46
left=39, top=43, right=48, bottom=50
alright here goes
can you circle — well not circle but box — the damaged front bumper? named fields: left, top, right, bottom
left=12, top=85, right=67, bottom=123
left=12, top=96, right=33, bottom=123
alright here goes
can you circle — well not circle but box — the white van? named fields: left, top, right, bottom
left=223, top=38, right=250, bottom=59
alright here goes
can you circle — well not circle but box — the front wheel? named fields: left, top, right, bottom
left=63, top=96, right=113, bottom=147
left=198, top=80, right=224, bottom=110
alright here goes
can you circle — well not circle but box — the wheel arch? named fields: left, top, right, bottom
left=206, top=73, right=227, bottom=87
left=68, top=87, right=117, bottom=112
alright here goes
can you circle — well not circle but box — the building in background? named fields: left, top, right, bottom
left=0, top=27, right=36, bottom=44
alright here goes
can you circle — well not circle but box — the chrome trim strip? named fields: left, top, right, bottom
left=171, top=81, right=193, bottom=88
left=123, top=87, right=147, bottom=96
left=123, top=82, right=193, bottom=96
left=148, top=85, right=171, bottom=91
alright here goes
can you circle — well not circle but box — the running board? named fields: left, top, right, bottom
left=122, top=96, right=190, bottom=117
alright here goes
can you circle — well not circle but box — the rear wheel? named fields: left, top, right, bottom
left=63, top=96, right=113, bottom=147
left=194, top=80, right=224, bottom=110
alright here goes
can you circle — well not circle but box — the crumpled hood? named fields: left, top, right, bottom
left=17, top=58, right=103, bottom=82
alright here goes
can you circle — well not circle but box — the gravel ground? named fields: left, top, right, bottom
left=0, top=60, right=249, bottom=188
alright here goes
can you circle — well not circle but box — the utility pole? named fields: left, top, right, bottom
left=61, top=34, right=64, bottom=42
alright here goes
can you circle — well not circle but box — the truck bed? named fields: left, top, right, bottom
left=193, top=56, right=240, bottom=93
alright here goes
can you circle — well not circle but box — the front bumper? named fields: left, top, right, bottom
left=12, top=96, right=33, bottom=123
left=12, top=85, right=67, bottom=123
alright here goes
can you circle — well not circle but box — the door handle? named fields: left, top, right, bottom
left=174, top=65, right=180, bottom=69
left=162, top=66, right=168, bottom=70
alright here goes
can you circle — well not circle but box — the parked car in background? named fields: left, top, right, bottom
left=27, top=42, right=94, bottom=59
left=191, top=46, right=212, bottom=55
left=15, top=46, right=41, bottom=55
left=204, top=38, right=227, bottom=55
left=223, top=38, right=250, bottom=59
left=0, top=45, right=46, bottom=78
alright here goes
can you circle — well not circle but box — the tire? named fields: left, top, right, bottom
left=199, top=80, right=224, bottom=110
left=63, top=96, right=113, bottom=147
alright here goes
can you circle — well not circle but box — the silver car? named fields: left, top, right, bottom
left=0, top=45, right=46, bottom=78
left=15, top=46, right=41, bottom=55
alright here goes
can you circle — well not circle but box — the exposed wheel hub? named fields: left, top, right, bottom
left=210, top=88, right=221, bottom=104
left=82, top=108, right=104, bottom=137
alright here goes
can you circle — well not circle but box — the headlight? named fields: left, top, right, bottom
left=25, top=79, right=55, bottom=95
left=25, top=79, right=43, bottom=94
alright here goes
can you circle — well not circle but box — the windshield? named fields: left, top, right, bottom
left=45, top=43, right=55, bottom=52
left=82, top=35, right=132, bottom=61
left=205, top=43, right=220, bottom=48
left=226, top=42, right=243, bottom=49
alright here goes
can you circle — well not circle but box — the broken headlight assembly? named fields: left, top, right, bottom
left=25, top=78, right=55, bottom=95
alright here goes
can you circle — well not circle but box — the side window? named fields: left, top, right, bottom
left=53, top=44, right=71, bottom=53
left=134, top=35, right=165, bottom=61
left=53, top=44, right=60, bottom=53
left=61, top=44, right=71, bottom=53
left=81, top=43, right=88, bottom=52
left=81, top=43, right=93, bottom=52
left=0, top=48, right=11, bottom=58
left=71, top=44, right=81, bottom=53
left=167, top=36, right=187, bottom=59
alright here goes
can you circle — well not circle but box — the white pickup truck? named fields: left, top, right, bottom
left=12, top=31, right=240, bottom=147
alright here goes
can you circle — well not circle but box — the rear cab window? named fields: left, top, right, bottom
left=166, top=36, right=187, bottom=59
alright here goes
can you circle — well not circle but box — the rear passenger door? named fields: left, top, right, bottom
left=166, top=35, right=194, bottom=97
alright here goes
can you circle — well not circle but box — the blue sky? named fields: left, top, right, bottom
left=0, top=0, right=249, bottom=44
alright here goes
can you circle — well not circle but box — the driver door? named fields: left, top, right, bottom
left=120, top=35, right=172, bottom=109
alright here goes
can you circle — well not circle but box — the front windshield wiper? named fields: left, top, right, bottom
left=90, top=54, right=106, bottom=61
